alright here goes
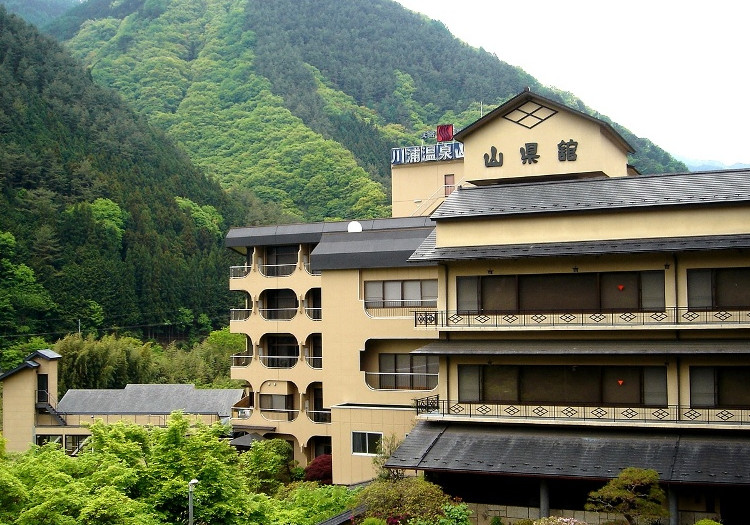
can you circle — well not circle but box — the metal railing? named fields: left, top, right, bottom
left=415, top=395, right=750, bottom=426
left=259, top=263, right=296, bottom=277
left=366, top=305, right=437, bottom=318
left=231, top=353, right=252, bottom=367
left=259, top=408, right=299, bottom=422
left=305, top=307, right=322, bottom=320
left=259, top=307, right=297, bottom=320
left=307, top=409, right=332, bottom=424
left=230, top=309, right=252, bottom=321
left=304, top=262, right=321, bottom=276
left=365, top=372, right=438, bottom=391
left=414, top=307, right=750, bottom=329
left=230, top=265, right=251, bottom=279
left=306, top=355, right=323, bottom=369
left=259, top=355, right=299, bottom=368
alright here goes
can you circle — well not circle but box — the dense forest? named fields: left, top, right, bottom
left=0, top=0, right=78, bottom=27
left=0, top=0, right=688, bottom=371
left=0, top=7, right=258, bottom=354
left=48, top=0, right=685, bottom=218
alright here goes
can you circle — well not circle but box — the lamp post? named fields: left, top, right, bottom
left=188, top=478, right=199, bottom=525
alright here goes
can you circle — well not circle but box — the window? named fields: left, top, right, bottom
left=688, top=268, right=750, bottom=309
left=259, top=394, right=294, bottom=420
left=352, top=431, right=382, bottom=455
left=457, top=271, right=664, bottom=313
left=262, top=289, right=298, bottom=320
left=690, top=366, right=750, bottom=408
left=458, top=364, right=667, bottom=407
left=65, top=435, right=87, bottom=455
left=263, top=245, right=297, bottom=276
left=263, top=334, right=298, bottom=368
left=444, top=174, right=455, bottom=196
left=364, top=280, right=437, bottom=308
left=378, top=354, right=438, bottom=390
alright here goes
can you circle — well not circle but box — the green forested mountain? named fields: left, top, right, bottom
left=46, top=0, right=685, bottom=222
left=0, top=0, right=79, bottom=28
left=0, top=7, right=253, bottom=347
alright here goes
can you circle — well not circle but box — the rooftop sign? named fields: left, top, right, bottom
left=391, top=141, right=464, bottom=166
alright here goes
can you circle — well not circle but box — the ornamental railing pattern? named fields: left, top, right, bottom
left=415, top=395, right=750, bottom=425
left=414, top=308, right=750, bottom=329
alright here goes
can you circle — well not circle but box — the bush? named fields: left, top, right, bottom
left=357, top=477, right=451, bottom=523
left=489, top=518, right=503, bottom=525
left=362, top=519, right=387, bottom=525
left=515, top=520, right=534, bottom=525
left=304, top=454, right=332, bottom=484
left=693, top=520, right=721, bottom=525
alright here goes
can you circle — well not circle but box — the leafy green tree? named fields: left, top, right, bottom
left=357, top=477, right=452, bottom=524
left=585, top=467, right=668, bottom=525
left=238, top=438, right=297, bottom=495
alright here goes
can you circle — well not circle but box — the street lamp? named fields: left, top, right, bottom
left=188, top=478, right=199, bottom=525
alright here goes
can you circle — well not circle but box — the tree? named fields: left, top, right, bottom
left=585, top=467, right=668, bottom=525
left=356, top=477, right=451, bottom=524
left=303, top=454, right=332, bottom=485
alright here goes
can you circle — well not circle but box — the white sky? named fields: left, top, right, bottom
left=395, top=0, right=750, bottom=166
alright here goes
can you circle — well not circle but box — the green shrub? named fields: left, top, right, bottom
left=515, top=520, right=535, bottom=525
left=489, top=517, right=503, bottom=525
left=362, top=519, right=387, bottom=525
left=693, top=520, right=721, bottom=525
left=357, top=477, right=451, bottom=523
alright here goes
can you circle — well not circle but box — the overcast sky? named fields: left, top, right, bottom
left=395, top=0, right=749, bottom=166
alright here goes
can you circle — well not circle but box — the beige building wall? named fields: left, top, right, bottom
left=2, top=369, right=37, bottom=452
left=435, top=206, right=750, bottom=249
left=331, top=405, right=417, bottom=485
left=391, top=159, right=464, bottom=217
left=461, top=107, right=630, bottom=180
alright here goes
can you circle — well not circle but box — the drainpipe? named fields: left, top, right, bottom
left=539, top=479, right=550, bottom=518
left=669, top=486, right=678, bottom=525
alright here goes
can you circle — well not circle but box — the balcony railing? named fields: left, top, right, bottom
left=230, top=309, right=252, bottom=321
left=231, top=353, right=252, bottom=367
left=259, top=307, right=297, bottom=320
left=307, top=409, right=332, bottom=423
left=230, top=265, right=251, bottom=279
left=415, top=395, right=750, bottom=426
left=366, top=305, right=437, bottom=318
left=259, top=355, right=299, bottom=368
left=259, top=263, right=296, bottom=277
left=306, top=355, right=322, bottom=369
left=232, top=407, right=253, bottom=419
left=414, top=307, right=750, bottom=329
left=305, top=307, right=322, bottom=320
left=304, top=262, right=321, bottom=276
left=260, top=408, right=299, bottom=422
left=365, top=372, right=438, bottom=391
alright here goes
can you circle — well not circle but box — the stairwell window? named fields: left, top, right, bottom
left=364, top=280, right=437, bottom=309
left=352, top=431, right=382, bottom=455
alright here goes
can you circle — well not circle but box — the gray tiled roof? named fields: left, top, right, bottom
left=387, top=422, right=750, bottom=485
left=409, top=231, right=750, bottom=263
left=226, top=217, right=434, bottom=248
left=56, top=384, right=243, bottom=418
left=431, top=169, right=750, bottom=220
left=0, top=349, right=61, bottom=381
left=310, top=224, right=436, bottom=270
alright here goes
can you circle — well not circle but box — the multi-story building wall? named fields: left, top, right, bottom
left=227, top=90, right=750, bottom=524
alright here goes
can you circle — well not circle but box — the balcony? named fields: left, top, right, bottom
left=230, top=265, right=251, bottom=279
left=260, top=408, right=299, bottom=422
left=365, top=372, right=438, bottom=391
left=259, top=263, right=296, bottom=277
left=415, top=395, right=750, bottom=427
left=230, top=309, right=252, bottom=321
left=231, top=353, right=252, bottom=367
left=414, top=307, right=750, bottom=330
left=259, top=307, right=297, bottom=320
left=307, top=409, right=332, bottom=424
left=259, top=354, right=298, bottom=368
